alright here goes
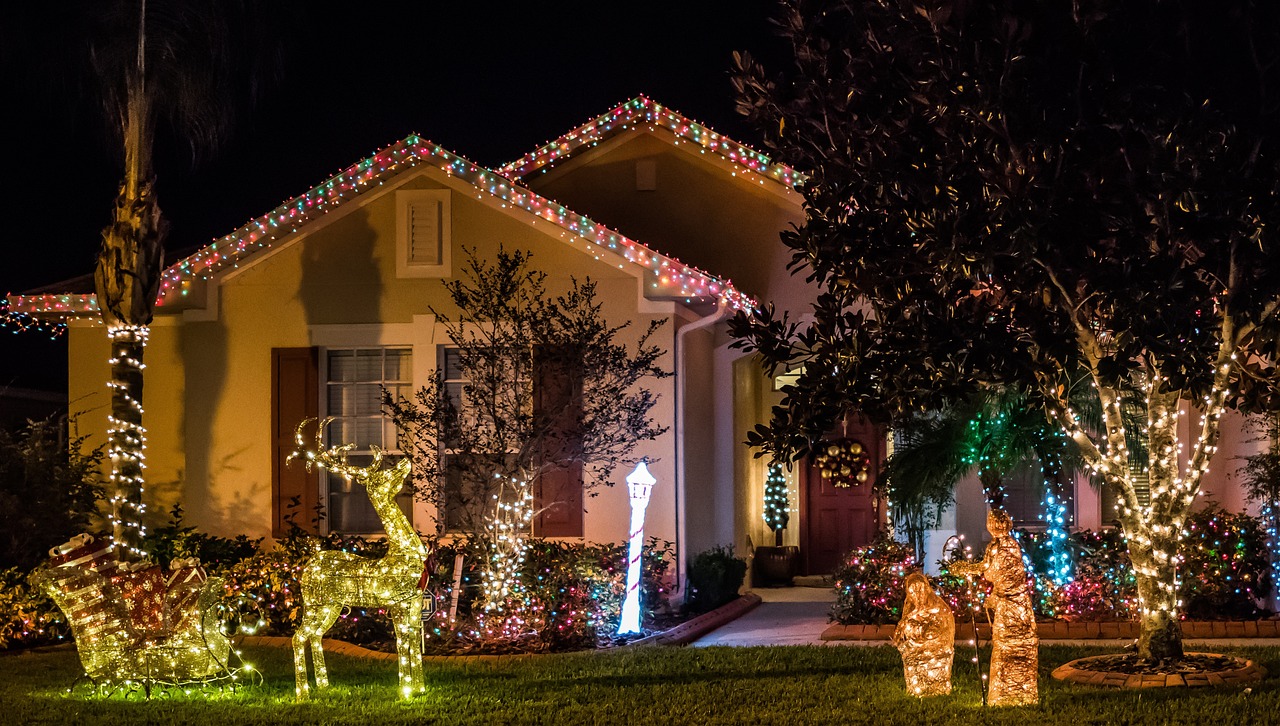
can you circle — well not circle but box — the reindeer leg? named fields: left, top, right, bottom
left=292, top=625, right=311, bottom=702
left=393, top=601, right=425, bottom=698
left=311, top=605, right=339, bottom=690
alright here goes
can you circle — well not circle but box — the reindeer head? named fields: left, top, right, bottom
left=289, top=418, right=411, bottom=507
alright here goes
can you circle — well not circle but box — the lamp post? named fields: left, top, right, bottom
left=618, top=460, right=656, bottom=636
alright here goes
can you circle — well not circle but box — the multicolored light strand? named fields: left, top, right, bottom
left=9, top=99, right=775, bottom=321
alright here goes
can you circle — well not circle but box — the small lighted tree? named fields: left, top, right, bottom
left=385, top=247, right=670, bottom=533
left=763, top=462, right=789, bottom=547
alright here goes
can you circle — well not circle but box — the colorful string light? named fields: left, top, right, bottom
left=8, top=100, right=776, bottom=321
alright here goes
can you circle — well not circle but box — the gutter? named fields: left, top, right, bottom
left=673, top=298, right=731, bottom=599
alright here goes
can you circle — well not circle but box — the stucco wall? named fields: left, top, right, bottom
left=524, top=131, right=813, bottom=317
left=69, top=166, right=681, bottom=549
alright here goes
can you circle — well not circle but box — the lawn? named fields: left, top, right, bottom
left=2, top=643, right=1278, bottom=725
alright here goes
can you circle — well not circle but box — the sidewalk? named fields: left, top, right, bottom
left=690, top=587, right=1280, bottom=648
left=691, top=586, right=844, bottom=647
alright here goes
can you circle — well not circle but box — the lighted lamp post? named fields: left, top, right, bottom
left=618, top=460, right=657, bottom=636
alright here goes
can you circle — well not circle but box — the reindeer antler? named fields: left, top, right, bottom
left=288, top=417, right=384, bottom=479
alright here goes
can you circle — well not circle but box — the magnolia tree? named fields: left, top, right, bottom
left=731, top=0, right=1280, bottom=660
left=385, top=248, right=670, bottom=535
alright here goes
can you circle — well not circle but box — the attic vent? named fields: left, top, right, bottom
left=635, top=159, right=657, bottom=191
left=407, top=199, right=443, bottom=265
left=395, top=189, right=452, bottom=278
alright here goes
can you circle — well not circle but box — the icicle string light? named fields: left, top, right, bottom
left=0, top=296, right=69, bottom=337
left=8, top=102, right=769, bottom=320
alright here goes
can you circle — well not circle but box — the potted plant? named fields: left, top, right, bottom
left=754, top=462, right=799, bottom=586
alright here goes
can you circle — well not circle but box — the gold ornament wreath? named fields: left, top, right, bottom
left=815, top=439, right=871, bottom=488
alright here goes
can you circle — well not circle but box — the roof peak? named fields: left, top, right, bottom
left=498, top=95, right=803, bottom=190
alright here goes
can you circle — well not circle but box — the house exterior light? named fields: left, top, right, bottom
left=618, top=460, right=657, bottom=636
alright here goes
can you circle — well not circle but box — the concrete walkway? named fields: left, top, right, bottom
left=691, top=586, right=849, bottom=647
left=690, top=587, right=1280, bottom=648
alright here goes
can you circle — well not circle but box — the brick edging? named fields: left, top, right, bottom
left=624, top=593, right=764, bottom=647
left=822, top=619, right=1280, bottom=641
left=1051, top=652, right=1266, bottom=688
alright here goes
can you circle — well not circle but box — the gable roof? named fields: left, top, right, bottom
left=5, top=133, right=755, bottom=330
left=499, top=95, right=805, bottom=194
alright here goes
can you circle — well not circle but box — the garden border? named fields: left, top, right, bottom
left=1051, top=652, right=1265, bottom=688
left=821, top=619, right=1280, bottom=641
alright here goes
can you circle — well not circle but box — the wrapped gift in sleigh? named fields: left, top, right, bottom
left=31, top=534, right=233, bottom=685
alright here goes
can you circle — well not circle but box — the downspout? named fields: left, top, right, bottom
left=674, top=298, right=731, bottom=599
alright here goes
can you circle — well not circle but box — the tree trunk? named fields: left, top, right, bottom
left=106, top=325, right=149, bottom=558
left=1128, top=534, right=1184, bottom=660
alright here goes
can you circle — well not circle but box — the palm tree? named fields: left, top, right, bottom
left=885, top=387, right=1084, bottom=583
left=87, top=0, right=280, bottom=557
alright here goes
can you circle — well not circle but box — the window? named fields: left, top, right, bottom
left=395, top=189, right=451, bottom=277
left=1001, top=461, right=1076, bottom=529
left=437, top=345, right=584, bottom=536
left=324, top=347, right=413, bottom=533
left=1100, top=468, right=1150, bottom=527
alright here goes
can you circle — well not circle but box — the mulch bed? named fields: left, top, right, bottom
left=1052, top=652, right=1265, bottom=688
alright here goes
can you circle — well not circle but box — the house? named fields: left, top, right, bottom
left=6, top=97, right=1266, bottom=587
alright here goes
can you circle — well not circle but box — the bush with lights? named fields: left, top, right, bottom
left=830, top=508, right=1272, bottom=625
left=831, top=537, right=917, bottom=624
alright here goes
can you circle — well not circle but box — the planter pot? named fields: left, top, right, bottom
left=754, top=545, right=800, bottom=587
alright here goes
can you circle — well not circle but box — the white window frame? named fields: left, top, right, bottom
left=320, top=345, right=414, bottom=535
left=395, top=189, right=452, bottom=278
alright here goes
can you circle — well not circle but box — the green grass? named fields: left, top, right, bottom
left=2, top=643, right=1279, bottom=725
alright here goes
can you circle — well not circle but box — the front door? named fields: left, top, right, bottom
left=801, top=418, right=884, bottom=575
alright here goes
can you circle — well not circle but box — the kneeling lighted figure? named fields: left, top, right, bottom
left=893, top=571, right=955, bottom=696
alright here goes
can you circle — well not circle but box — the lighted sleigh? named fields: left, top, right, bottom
left=31, top=534, right=237, bottom=689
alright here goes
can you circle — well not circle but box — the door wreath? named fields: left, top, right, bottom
left=815, top=439, right=871, bottom=488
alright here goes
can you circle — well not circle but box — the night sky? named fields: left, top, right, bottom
left=0, top=1, right=786, bottom=392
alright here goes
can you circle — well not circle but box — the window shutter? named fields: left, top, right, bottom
left=533, top=347, right=584, bottom=537
left=406, top=199, right=443, bottom=266
left=272, top=347, right=319, bottom=537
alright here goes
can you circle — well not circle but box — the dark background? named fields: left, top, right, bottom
left=0, top=1, right=786, bottom=393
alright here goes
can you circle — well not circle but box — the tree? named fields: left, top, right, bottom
left=763, top=462, right=790, bottom=547
left=731, top=0, right=1280, bottom=660
left=886, top=386, right=1084, bottom=582
left=385, top=248, right=671, bottom=535
left=80, top=1, right=280, bottom=557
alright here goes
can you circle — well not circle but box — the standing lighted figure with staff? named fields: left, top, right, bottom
left=951, top=509, right=1040, bottom=706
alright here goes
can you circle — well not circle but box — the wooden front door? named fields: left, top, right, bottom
left=801, top=419, right=885, bottom=575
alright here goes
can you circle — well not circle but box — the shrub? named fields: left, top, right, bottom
left=1180, top=506, right=1272, bottom=619
left=0, top=415, right=103, bottom=571
left=830, top=537, right=916, bottom=625
left=0, top=567, right=67, bottom=649
left=144, top=504, right=261, bottom=572
left=425, top=536, right=675, bottom=653
left=684, top=545, right=747, bottom=615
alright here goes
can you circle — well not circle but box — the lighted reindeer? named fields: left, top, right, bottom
left=289, top=418, right=429, bottom=700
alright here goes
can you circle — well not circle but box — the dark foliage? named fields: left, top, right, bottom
left=685, top=545, right=748, bottom=615
left=0, top=415, right=103, bottom=571
left=385, top=247, right=670, bottom=533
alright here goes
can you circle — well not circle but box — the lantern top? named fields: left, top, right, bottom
left=626, top=461, right=657, bottom=489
